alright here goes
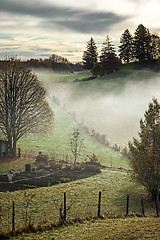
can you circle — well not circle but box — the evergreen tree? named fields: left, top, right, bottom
left=134, top=24, right=152, bottom=61
left=129, top=98, right=160, bottom=200
left=119, top=29, right=134, bottom=63
left=100, top=35, right=116, bottom=61
left=94, top=35, right=122, bottom=75
left=150, top=34, right=160, bottom=60
left=100, top=53, right=122, bottom=75
left=82, top=38, right=98, bottom=70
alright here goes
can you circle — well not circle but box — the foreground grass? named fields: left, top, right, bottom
left=0, top=169, right=156, bottom=235
left=12, top=217, right=160, bottom=240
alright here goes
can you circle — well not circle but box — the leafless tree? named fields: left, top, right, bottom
left=0, top=59, right=53, bottom=156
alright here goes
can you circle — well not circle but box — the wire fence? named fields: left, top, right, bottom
left=18, top=149, right=74, bottom=164
left=0, top=190, right=159, bottom=234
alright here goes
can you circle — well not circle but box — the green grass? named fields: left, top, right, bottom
left=8, top=99, right=128, bottom=174
left=11, top=218, right=160, bottom=240
left=36, top=71, right=91, bottom=83
left=0, top=169, right=156, bottom=235
left=1, top=63, right=159, bottom=238
left=0, top=68, right=130, bottom=175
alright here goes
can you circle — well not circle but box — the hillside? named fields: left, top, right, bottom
left=1, top=63, right=160, bottom=239
left=36, top=62, right=160, bottom=147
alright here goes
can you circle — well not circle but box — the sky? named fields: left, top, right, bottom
left=0, top=0, right=160, bottom=62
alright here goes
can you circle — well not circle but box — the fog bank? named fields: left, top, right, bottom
left=42, top=72, right=160, bottom=147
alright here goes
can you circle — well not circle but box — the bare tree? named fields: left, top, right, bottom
left=70, top=128, right=83, bottom=165
left=0, top=59, right=53, bottom=156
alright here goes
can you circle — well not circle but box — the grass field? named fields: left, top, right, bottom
left=12, top=217, right=160, bottom=240
left=1, top=63, right=160, bottom=239
left=0, top=99, right=128, bottom=175
left=0, top=168, right=157, bottom=236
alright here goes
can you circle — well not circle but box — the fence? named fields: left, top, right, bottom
left=18, top=149, right=73, bottom=164
left=0, top=191, right=159, bottom=234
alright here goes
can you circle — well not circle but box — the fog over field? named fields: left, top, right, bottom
left=38, top=72, right=160, bottom=147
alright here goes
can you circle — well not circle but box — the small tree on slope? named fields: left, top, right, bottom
left=70, top=128, right=84, bottom=165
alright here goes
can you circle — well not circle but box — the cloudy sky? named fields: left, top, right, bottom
left=0, top=0, right=160, bottom=62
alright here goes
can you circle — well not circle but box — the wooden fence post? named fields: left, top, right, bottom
left=18, top=148, right=21, bottom=158
left=141, top=198, right=145, bottom=216
left=12, top=201, right=15, bottom=231
left=64, top=192, right=66, bottom=221
left=98, top=192, right=101, bottom=217
left=126, top=194, right=129, bottom=216
left=155, top=193, right=159, bottom=217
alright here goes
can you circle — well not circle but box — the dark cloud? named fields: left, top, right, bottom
left=52, top=12, right=124, bottom=33
left=0, top=0, right=127, bottom=34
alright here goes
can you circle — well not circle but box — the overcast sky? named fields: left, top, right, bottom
left=0, top=0, right=160, bottom=62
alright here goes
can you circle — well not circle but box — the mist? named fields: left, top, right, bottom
left=38, top=71, right=160, bottom=147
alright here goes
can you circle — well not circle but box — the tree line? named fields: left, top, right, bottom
left=83, top=24, right=160, bottom=76
left=0, top=54, right=83, bottom=73
left=24, top=54, right=83, bottom=72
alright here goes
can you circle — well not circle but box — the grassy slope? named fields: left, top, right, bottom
left=38, top=62, right=160, bottom=146
left=12, top=218, right=160, bottom=240
left=1, top=63, right=160, bottom=238
left=0, top=169, right=156, bottom=234
left=17, top=62, right=160, bottom=157
left=0, top=100, right=128, bottom=175
left=0, top=68, right=130, bottom=174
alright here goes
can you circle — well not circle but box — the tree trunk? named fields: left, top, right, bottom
left=151, top=188, right=159, bottom=201
left=12, top=137, right=17, bottom=157
left=8, top=138, right=13, bottom=156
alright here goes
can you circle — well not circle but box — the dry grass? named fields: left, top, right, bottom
left=11, top=217, right=160, bottom=239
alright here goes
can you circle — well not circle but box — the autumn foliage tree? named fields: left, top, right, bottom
left=129, top=98, right=160, bottom=200
left=0, top=59, right=53, bottom=157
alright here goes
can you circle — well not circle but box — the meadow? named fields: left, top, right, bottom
left=0, top=168, right=157, bottom=236
left=0, top=63, right=160, bottom=239
left=0, top=98, right=129, bottom=175
left=12, top=218, right=160, bottom=239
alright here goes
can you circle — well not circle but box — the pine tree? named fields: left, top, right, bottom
left=134, top=24, right=152, bottom=61
left=100, top=35, right=116, bottom=61
left=150, top=34, right=160, bottom=60
left=82, top=38, right=98, bottom=70
left=97, top=35, right=122, bottom=75
left=119, top=29, right=134, bottom=63
left=129, top=98, right=160, bottom=200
